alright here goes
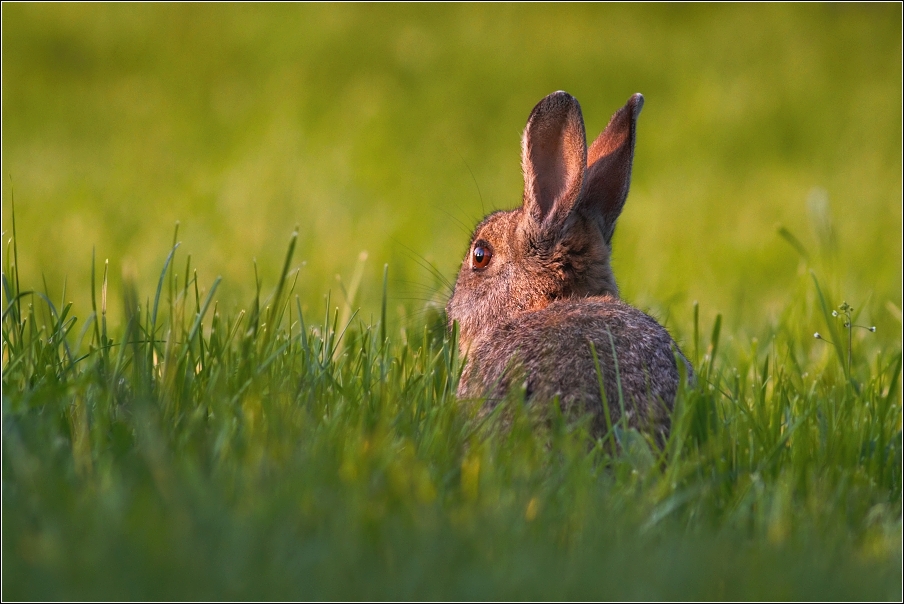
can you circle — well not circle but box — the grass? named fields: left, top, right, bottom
left=2, top=217, right=901, bottom=599
left=2, top=4, right=902, bottom=600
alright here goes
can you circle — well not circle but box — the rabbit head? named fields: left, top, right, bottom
left=447, top=91, right=644, bottom=354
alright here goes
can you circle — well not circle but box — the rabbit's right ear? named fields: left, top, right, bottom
left=520, top=91, right=587, bottom=234
left=582, top=93, right=644, bottom=245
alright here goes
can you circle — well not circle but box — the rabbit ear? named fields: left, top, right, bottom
left=582, top=93, right=644, bottom=244
left=521, top=91, right=587, bottom=231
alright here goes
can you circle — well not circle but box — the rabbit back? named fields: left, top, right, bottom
left=458, top=295, right=689, bottom=438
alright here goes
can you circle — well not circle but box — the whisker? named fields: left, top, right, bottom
left=453, top=145, right=486, bottom=217
left=392, top=294, right=445, bottom=304
left=392, top=279, right=448, bottom=297
left=392, top=241, right=455, bottom=292
left=432, top=204, right=473, bottom=238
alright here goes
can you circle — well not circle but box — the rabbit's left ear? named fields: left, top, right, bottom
left=582, top=93, right=644, bottom=244
left=520, top=91, right=587, bottom=233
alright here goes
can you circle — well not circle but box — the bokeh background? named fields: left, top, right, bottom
left=2, top=3, right=901, bottom=341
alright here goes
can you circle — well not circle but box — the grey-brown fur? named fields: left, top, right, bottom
left=447, top=91, right=692, bottom=439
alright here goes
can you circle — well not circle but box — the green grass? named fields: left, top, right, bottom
left=2, top=221, right=901, bottom=599
left=2, top=4, right=902, bottom=600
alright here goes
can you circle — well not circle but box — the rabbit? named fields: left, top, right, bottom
left=446, top=91, right=693, bottom=441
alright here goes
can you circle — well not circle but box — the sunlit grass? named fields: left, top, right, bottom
left=2, top=224, right=900, bottom=599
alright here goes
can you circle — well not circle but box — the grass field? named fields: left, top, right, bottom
left=3, top=4, right=902, bottom=600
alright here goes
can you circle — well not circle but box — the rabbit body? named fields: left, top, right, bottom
left=447, top=91, right=691, bottom=437
left=458, top=296, right=682, bottom=437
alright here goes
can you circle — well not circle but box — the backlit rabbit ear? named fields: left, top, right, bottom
left=521, top=91, right=587, bottom=232
left=583, top=93, right=644, bottom=244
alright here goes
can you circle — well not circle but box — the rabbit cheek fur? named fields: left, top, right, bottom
left=446, top=91, right=692, bottom=437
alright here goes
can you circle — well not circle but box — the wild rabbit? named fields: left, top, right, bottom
left=446, top=91, right=692, bottom=440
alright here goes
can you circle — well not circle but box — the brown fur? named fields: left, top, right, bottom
left=446, top=91, right=692, bottom=439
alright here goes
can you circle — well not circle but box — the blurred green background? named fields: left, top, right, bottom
left=2, top=3, right=901, bottom=338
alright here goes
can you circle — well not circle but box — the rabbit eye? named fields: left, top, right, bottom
left=471, top=242, right=493, bottom=270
